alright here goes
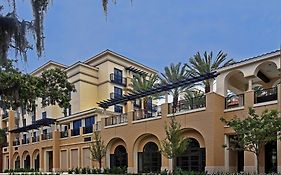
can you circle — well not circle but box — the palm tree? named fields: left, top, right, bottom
left=183, top=89, right=205, bottom=110
left=0, top=128, right=7, bottom=172
left=187, top=51, right=234, bottom=93
left=160, top=63, right=191, bottom=112
left=130, top=74, right=159, bottom=114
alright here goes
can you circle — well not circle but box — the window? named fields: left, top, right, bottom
left=32, top=115, right=36, bottom=124
left=114, top=105, right=123, bottom=113
left=42, top=111, right=47, bottom=119
left=23, top=118, right=26, bottom=127
left=72, top=119, right=81, bottom=136
left=85, top=116, right=95, bottom=127
left=114, top=87, right=122, bottom=98
left=114, top=68, right=123, bottom=83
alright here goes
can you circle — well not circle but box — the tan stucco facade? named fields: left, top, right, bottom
left=1, top=49, right=281, bottom=173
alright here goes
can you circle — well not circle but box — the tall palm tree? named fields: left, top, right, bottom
left=0, top=128, right=7, bottom=172
left=130, top=74, right=159, bottom=112
left=187, top=51, right=234, bottom=93
left=160, top=63, right=191, bottom=112
left=183, top=89, right=205, bottom=110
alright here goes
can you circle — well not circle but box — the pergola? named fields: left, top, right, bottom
left=98, top=71, right=219, bottom=109
left=9, top=118, right=56, bottom=133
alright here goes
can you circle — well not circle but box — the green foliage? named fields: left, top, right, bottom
left=186, top=51, right=234, bottom=92
left=221, top=107, right=281, bottom=174
left=89, top=131, right=106, bottom=169
left=160, top=63, right=191, bottom=112
left=183, top=89, right=205, bottom=109
left=0, top=61, right=75, bottom=112
left=161, top=116, right=188, bottom=159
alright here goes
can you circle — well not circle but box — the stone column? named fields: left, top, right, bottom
left=224, top=135, right=229, bottom=172
left=40, top=148, right=44, bottom=172
left=52, top=130, right=60, bottom=171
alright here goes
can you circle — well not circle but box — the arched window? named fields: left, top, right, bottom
left=176, top=138, right=205, bottom=172
left=138, top=142, right=161, bottom=173
left=110, top=145, right=127, bottom=168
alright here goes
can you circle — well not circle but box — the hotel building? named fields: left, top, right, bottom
left=0, top=49, right=281, bottom=174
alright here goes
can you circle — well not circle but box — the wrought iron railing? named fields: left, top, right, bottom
left=32, top=136, right=40, bottom=143
left=83, top=126, right=93, bottom=134
left=225, top=94, right=244, bottom=109
left=254, top=87, right=277, bottom=104
left=42, top=133, right=53, bottom=140
left=22, top=138, right=30, bottom=144
left=71, top=128, right=80, bottom=136
left=110, top=73, right=127, bottom=86
left=60, top=130, right=68, bottom=138
left=105, top=113, right=128, bottom=126
left=13, top=140, right=20, bottom=146
left=133, top=107, right=160, bottom=121
left=168, top=96, right=206, bottom=114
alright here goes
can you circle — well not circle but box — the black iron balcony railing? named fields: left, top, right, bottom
left=32, top=136, right=40, bottom=143
left=60, top=130, right=68, bottom=138
left=168, top=96, right=206, bottom=114
left=105, top=113, right=128, bottom=127
left=83, top=126, right=93, bottom=134
left=71, top=128, right=80, bottom=136
left=110, top=92, right=122, bottom=99
left=42, top=133, right=53, bottom=140
left=225, top=94, right=244, bottom=109
left=2, top=142, right=8, bottom=147
left=13, top=140, right=20, bottom=146
left=2, top=111, right=8, bottom=119
left=133, top=107, right=160, bottom=121
left=254, top=87, right=277, bottom=104
left=22, top=138, right=30, bottom=144
left=110, top=73, right=127, bottom=86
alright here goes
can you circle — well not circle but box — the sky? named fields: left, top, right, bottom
left=4, top=0, right=281, bottom=73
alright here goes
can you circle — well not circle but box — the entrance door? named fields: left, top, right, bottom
left=110, top=145, right=128, bottom=168
left=138, top=142, right=161, bottom=173
left=34, top=154, right=39, bottom=171
left=265, top=141, right=277, bottom=173
left=176, top=138, right=205, bottom=172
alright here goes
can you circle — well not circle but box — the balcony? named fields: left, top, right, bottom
left=133, top=108, right=160, bottom=121
left=168, top=96, right=206, bottom=114
left=105, top=113, right=128, bottom=127
left=13, top=140, right=20, bottom=146
left=254, top=87, right=277, bottom=104
left=110, top=73, right=127, bottom=86
left=42, top=133, right=53, bottom=140
left=110, top=92, right=122, bottom=99
left=2, top=111, right=8, bottom=120
left=60, top=130, right=68, bottom=138
left=225, top=94, right=244, bottom=109
left=83, top=126, right=93, bottom=134
left=32, top=136, right=40, bottom=143
left=71, top=128, right=80, bottom=136
left=22, top=138, right=30, bottom=144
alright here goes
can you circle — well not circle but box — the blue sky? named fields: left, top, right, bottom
left=9, top=0, right=281, bottom=72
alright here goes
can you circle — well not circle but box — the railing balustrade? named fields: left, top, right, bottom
left=133, top=107, right=160, bottom=121
left=42, top=133, right=53, bottom=140
left=225, top=94, right=244, bottom=109
left=60, top=130, right=68, bottom=138
left=168, top=96, right=206, bottom=114
left=105, top=113, right=128, bottom=126
left=254, top=87, right=277, bottom=104
left=32, top=136, right=40, bottom=143
left=71, top=128, right=80, bottom=136
left=83, top=126, right=93, bottom=134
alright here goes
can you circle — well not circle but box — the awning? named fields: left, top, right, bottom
left=9, top=118, right=56, bottom=133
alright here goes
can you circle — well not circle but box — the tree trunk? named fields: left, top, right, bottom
left=256, top=153, right=260, bottom=174
left=99, top=159, right=102, bottom=170
left=172, top=95, right=178, bottom=113
left=0, top=146, right=2, bottom=172
left=205, top=85, right=210, bottom=93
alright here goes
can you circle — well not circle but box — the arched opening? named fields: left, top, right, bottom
left=110, top=145, right=128, bottom=168
left=23, top=152, right=30, bottom=169
left=265, top=141, right=277, bottom=173
left=176, top=138, right=205, bottom=172
left=253, top=61, right=279, bottom=104
left=224, top=70, right=247, bottom=109
left=14, top=156, right=20, bottom=169
left=138, top=142, right=161, bottom=173
left=32, top=150, right=40, bottom=171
